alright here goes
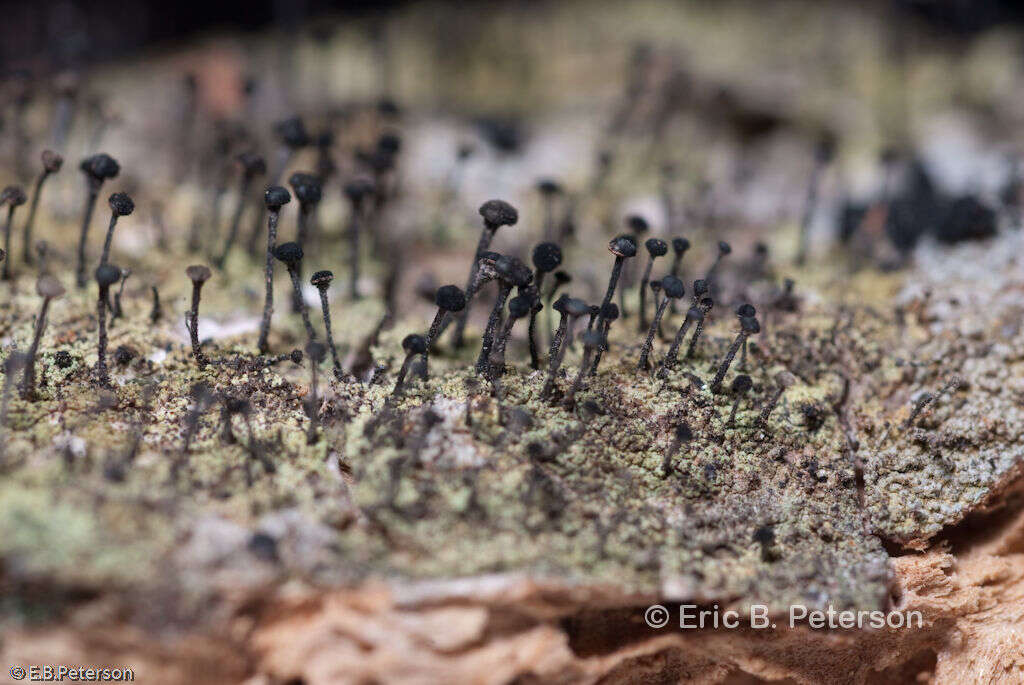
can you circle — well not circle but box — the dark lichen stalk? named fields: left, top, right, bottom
left=311, top=271, right=344, bottom=380
left=542, top=297, right=589, bottom=397
left=342, top=178, right=375, bottom=300
left=216, top=153, right=265, bottom=268
left=537, top=179, right=562, bottom=242
left=305, top=342, right=325, bottom=444
left=619, top=215, right=648, bottom=318
left=563, top=329, right=602, bottom=409
left=1, top=187, right=27, bottom=280
left=669, top=237, right=690, bottom=313
left=21, top=275, right=65, bottom=400
left=100, top=192, right=134, bottom=268
left=726, top=374, right=753, bottom=427
left=659, top=304, right=702, bottom=378
left=489, top=293, right=532, bottom=380
left=684, top=296, right=714, bottom=359
left=257, top=187, right=290, bottom=353
left=149, top=286, right=162, bottom=324
left=546, top=295, right=572, bottom=370
left=589, top=303, right=619, bottom=376
left=595, top=234, right=637, bottom=332
left=757, top=372, right=796, bottom=428
left=246, top=116, right=310, bottom=256
left=76, top=154, right=120, bottom=288
left=638, top=238, right=668, bottom=331
left=638, top=276, right=684, bottom=370
left=703, top=241, right=732, bottom=287
left=423, top=285, right=466, bottom=376
left=393, top=334, right=427, bottom=396
left=288, top=172, right=322, bottom=311
left=21, top=150, right=63, bottom=265
left=273, top=242, right=317, bottom=345
left=476, top=256, right=531, bottom=374
left=709, top=304, right=760, bottom=393
left=112, top=268, right=130, bottom=320
left=185, top=265, right=212, bottom=367
left=452, top=200, right=519, bottom=347
left=94, top=263, right=121, bottom=386
left=529, top=242, right=562, bottom=368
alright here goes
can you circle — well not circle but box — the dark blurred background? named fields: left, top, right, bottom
left=3, top=0, right=1024, bottom=73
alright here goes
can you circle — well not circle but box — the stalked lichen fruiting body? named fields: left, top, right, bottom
left=393, top=334, right=427, bottom=396
left=529, top=242, right=562, bottom=368
left=704, top=241, right=732, bottom=287
left=659, top=303, right=701, bottom=378
left=311, top=270, right=344, bottom=380
left=273, top=242, right=317, bottom=345
left=638, top=275, right=684, bottom=370
left=589, top=302, right=619, bottom=376
left=287, top=172, right=323, bottom=311
left=757, top=371, right=796, bottom=428
left=0, top=186, right=27, bottom=280
left=476, top=256, right=532, bottom=374
left=76, top=153, right=120, bottom=288
left=595, top=234, right=637, bottom=332
left=727, top=374, right=753, bottom=426
left=638, top=237, right=668, bottom=331
left=670, top=237, right=690, bottom=278
left=452, top=199, right=519, bottom=348
left=185, top=265, right=212, bottom=368
left=216, top=152, right=266, bottom=268
left=489, top=292, right=533, bottom=379
left=542, top=297, right=590, bottom=398
left=244, top=116, right=310, bottom=256
left=619, top=215, right=649, bottom=318
left=22, top=150, right=63, bottom=265
left=21, top=275, right=65, bottom=400
left=536, top=178, right=563, bottom=242
left=669, top=237, right=690, bottom=313
left=94, top=263, right=121, bottom=386
left=257, top=186, right=290, bottom=354
left=709, top=304, right=760, bottom=393
left=564, top=328, right=602, bottom=409
left=100, top=192, right=134, bottom=268
left=423, top=285, right=466, bottom=376
left=305, top=341, right=325, bottom=444
left=684, top=295, right=714, bottom=359
left=343, top=177, right=375, bottom=300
